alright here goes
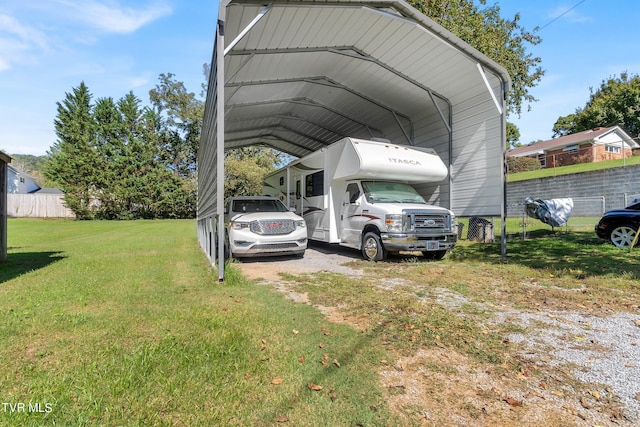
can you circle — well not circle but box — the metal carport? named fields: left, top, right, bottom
left=198, top=0, right=512, bottom=281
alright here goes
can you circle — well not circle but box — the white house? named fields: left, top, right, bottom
left=7, top=164, right=41, bottom=194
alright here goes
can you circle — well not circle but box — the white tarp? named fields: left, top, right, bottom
left=525, top=197, right=574, bottom=227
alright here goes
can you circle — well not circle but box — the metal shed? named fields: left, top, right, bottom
left=198, top=0, right=512, bottom=280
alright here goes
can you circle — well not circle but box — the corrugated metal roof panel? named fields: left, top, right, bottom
left=203, top=0, right=511, bottom=220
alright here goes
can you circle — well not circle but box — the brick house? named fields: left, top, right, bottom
left=508, top=126, right=639, bottom=168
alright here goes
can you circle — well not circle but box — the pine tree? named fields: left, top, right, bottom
left=46, top=82, right=100, bottom=219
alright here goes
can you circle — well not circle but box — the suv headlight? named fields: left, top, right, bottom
left=230, top=221, right=249, bottom=230
left=385, top=214, right=403, bottom=233
left=295, top=220, right=306, bottom=228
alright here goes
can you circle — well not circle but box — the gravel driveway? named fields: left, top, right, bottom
left=234, top=241, right=640, bottom=424
left=234, top=240, right=364, bottom=281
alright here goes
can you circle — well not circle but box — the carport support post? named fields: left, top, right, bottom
left=216, top=12, right=226, bottom=282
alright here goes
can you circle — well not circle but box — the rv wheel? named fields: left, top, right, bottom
left=362, top=232, right=387, bottom=261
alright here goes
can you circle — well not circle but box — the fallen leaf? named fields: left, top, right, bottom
left=271, top=378, right=283, bottom=385
left=307, top=381, right=323, bottom=391
left=589, top=390, right=601, bottom=400
left=562, top=405, right=576, bottom=415
left=298, top=355, right=305, bottom=363
left=531, top=390, right=544, bottom=399
left=504, top=397, right=522, bottom=407
left=292, top=329, right=299, bottom=335
left=333, top=359, right=341, bottom=368
left=580, top=396, right=591, bottom=409
left=318, top=342, right=325, bottom=348
left=551, top=391, right=564, bottom=398
left=276, top=415, right=289, bottom=423
left=539, top=383, right=549, bottom=390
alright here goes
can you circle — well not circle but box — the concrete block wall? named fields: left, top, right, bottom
left=506, top=164, right=640, bottom=217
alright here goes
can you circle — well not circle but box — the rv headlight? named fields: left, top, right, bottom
left=295, top=220, right=306, bottom=228
left=385, top=214, right=403, bottom=233
left=231, top=221, right=250, bottom=230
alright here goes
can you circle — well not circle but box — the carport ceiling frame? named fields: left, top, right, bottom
left=225, top=44, right=452, bottom=150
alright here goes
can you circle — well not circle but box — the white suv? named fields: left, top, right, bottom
left=225, top=196, right=307, bottom=258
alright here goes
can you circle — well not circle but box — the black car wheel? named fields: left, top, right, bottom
left=609, top=224, right=638, bottom=248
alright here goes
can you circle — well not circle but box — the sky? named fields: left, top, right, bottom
left=1, top=0, right=639, bottom=156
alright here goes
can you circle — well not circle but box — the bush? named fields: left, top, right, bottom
left=507, top=156, right=541, bottom=173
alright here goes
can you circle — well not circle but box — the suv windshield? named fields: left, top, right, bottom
left=361, top=181, right=426, bottom=204
left=231, top=199, right=289, bottom=213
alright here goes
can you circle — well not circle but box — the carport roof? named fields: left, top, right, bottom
left=219, top=0, right=511, bottom=157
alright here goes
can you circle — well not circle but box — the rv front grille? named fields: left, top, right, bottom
left=251, top=219, right=296, bottom=235
left=409, top=213, right=449, bottom=232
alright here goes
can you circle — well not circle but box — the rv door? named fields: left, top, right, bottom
left=340, top=182, right=362, bottom=248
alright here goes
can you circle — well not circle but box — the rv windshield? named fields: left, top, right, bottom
left=361, top=181, right=426, bottom=204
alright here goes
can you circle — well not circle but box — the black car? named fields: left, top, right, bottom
left=595, top=199, right=640, bottom=248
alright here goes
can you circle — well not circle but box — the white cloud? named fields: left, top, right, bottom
left=58, top=0, right=173, bottom=34
left=0, top=13, right=49, bottom=71
left=0, top=14, right=48, bottom=49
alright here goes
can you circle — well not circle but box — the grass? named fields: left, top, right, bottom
left=277, top=225, right=640, bottom=424
left=507, top=155, right=640, bottom=182
left=3, top=219, right=639, bottom=426
left=1, top=219, right=391, bottom=426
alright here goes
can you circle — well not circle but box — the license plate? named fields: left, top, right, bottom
left=425, top=241, right=440, bottom=251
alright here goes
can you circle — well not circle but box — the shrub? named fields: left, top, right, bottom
left=507, top=156, right=541, bottom=173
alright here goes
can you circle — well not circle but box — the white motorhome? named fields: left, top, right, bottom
left=263, top=137, right=457, bottom=260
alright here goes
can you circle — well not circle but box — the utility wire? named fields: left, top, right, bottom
left=538, top=0, right=587, bottom=31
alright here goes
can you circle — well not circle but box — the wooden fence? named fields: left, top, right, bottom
left=7, top=194, right=75, bottom=218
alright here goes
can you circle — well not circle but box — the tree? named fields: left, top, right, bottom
left=47, top=83, right=196, bottom=219
left=149, top=73, right=202, bottom=178
left=224, top=147, right=278, bottom=199
left=417, top=0, right=544, bottom=116
left=553, top=72, right=640, bottom=138
left=506, top=122, right=521, bottom=148
left=47, top=82, right=100, bottom=219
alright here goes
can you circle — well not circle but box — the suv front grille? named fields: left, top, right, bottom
left=250, top=219, right=296, bottom=235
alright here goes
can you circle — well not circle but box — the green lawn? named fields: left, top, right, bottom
left=507, top=155, right=640, bottom=182
left=1, top=219, right=390, bottom=426
left=3, top=219, right=639, bottom=426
